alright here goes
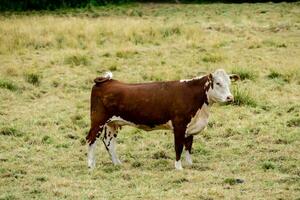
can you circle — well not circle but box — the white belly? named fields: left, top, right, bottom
left=185, top=104, right=209, bottom=136
left=106, top=105, right=209, bottom=136
left=106, top=116, right=173, bottom=131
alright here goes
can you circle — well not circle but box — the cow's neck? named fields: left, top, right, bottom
left=185, top=75, right=213, bottom=108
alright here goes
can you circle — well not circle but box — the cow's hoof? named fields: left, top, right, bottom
left=186, top=158, right=193, bottom=165
left=185, top=151, right=193, bottom=165
left=175, top=160, right=183, bottom=170
left=88, top=159, right=96, bottom=169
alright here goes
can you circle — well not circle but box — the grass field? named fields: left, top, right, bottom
left=0, top=2, right=300, bottom=199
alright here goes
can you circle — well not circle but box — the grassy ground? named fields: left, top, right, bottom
left=0, top=2, right=300, bottom=200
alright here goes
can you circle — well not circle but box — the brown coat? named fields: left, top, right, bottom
left=86, top=74, right=213, bottom=161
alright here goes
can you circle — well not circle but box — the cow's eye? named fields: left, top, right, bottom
left=216, top=82, right=221, bottom=86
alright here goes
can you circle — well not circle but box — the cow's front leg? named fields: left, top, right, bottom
left=173, top=126, right=186, bottom=170
left=102, top=125, right=122, bottom=165
left=184, top=136, right=193, bottom=165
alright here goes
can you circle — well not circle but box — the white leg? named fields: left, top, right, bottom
left=175, top=160, right=183, bottom=170
left=109, top=137, right=122, bottom=165
left=185, top=150, right=193, bottom=165
left=103, top=125, right=122, bottom=165
left=88, top=141, right=97, bottom=169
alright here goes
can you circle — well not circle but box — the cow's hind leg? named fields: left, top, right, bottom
left=86, top=96, right=107, bottom=144
left=88, top=140, right=97, bottom=169
left=87, top=124, right=104, bottom=169
left=102, top=124, right=122, bottom=165
left=86, top=96, right=108, bottom=169
left=184, top=136, right=193, bottom=165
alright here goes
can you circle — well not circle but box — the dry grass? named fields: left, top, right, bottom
left=0, top=3, right=300, bottom=200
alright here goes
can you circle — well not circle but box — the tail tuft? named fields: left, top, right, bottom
left=104, top=71, right=113, bottom=79
left=94, top=71, right=113, bottom=84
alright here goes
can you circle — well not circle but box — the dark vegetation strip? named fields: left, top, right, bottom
left=0, top=0, right=298, bottom=11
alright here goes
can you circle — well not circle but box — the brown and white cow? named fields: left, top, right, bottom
left=86, top=69, right=239, bottom=170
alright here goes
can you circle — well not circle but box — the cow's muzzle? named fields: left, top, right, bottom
left=226, top=95, right=234, bottom=103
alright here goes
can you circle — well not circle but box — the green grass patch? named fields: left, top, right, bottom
left=287, top=118, right=300, bottom=127
left=55, top=143, right=70, bottom=148
left=108, top=64, right=118, bottom=71
left=0, top=127, right=23, bottom=137
left=224, top=178, right=244, bottom=185
left=267, top=70, right=283, bottom=79
left=267, top=70, right=294, bottom=83
left=64, top=53, right=90, bottom=66
left=0, top=79, right=18, bottom=91
left=131, top=161, right=143, bottom=168
left=172, top=177, right=189, bottom=184
left=267, top=70, right=299, bottom=84
left=232, top=86, right=257, bottom=107
left=24, top=72, right=41, bottom=86
left=161, top=26, right=181, bottom=38
left=41, top=135, right=53, bottom=144
left=115, top=50, right=138, bottom=59
left=231, top=68, right=257, bottom=80
left=261, top=161, right=276, bottom=171
left=262, top=40, right=287, bottom=48
left=193, top=145, right=210, bottom=156
left=202, top=53, right=223, bottom=63
left=36, top=176, right=47, bottom=182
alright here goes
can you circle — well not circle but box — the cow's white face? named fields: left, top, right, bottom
left=207, top=69, right=239, bottom=103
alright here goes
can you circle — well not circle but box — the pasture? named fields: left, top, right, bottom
left=0, top=2, right=300, bottom=199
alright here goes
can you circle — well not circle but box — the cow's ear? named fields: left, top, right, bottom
left=229, top=74, right=240, bottom=82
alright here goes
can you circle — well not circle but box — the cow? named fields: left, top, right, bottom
left=86, top=69, right=239, bottom=170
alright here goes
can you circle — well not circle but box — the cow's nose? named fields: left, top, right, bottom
left=226, top=95, right=234, bottom=102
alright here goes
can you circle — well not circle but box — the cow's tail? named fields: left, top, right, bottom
left=94, top=71, right=113, bottom=84
left=104, top=71, right=113, bottom=79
